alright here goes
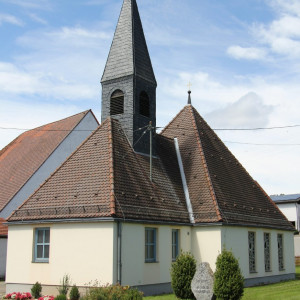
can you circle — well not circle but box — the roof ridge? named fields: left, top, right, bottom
left=160, top=105, right=189, bottom=135
left=188, top=105, right=222, bottom=221
left=26, top=110, right=91, bottom=133
left=7, top=120, right=108, bottom=221
left=108, top=118, right=116, bottom=216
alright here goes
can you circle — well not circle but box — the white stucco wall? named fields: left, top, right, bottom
left=276, top=203, right=298, bottom=230
left=221, top=226, right=295, bottom=280
left=191, top=226, right=222, bottom=272
left=0, top=238, right=7, bottom=278
left=120, top=223, right=192, bottom=287
left=6, top=222, right=116, bottom=291
left=0, top=111, right=98, bottom=219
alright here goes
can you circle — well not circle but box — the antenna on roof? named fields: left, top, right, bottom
left=187, top=82, right=192, bottom=105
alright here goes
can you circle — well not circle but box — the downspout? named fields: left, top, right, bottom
left=117, top=221, right=122, bottom=284
left=174, top=138, right=195, bottom=223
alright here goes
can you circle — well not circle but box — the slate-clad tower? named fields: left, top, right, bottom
left=101, top=0, right=157, bottom=154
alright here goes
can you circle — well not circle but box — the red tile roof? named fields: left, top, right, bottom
left=0, top=218, right=8, bottom=236
left=161, top=105, right=293, bottom=230
left=7, top=105, right=293, bottom=230
left=0, top=110, right=92, bottom=212
left=8, top=118, right=189, bottom=223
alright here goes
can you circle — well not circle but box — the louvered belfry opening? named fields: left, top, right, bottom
left=139, top=91, right=150, bottom=117
left=110, top=90, right=124, bottom=115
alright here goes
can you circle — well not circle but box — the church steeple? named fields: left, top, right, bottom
left=101, top=0, right=157, bottom=154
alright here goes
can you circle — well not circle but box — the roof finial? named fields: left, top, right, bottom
left=187, top=82, right=192, bottom=105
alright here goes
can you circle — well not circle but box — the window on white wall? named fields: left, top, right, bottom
left=172, top=229, right=179, bottom=261
left=34, top=228, right=50, bottom=262
left=278, top=234, right=284, bottom=271
left=145, top=228, right=157, bottom=263
left=248, top=231, right=256, bottom=273
left=264, top=233, right=271, bottom=271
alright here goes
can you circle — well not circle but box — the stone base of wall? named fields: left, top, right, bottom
left=244, top=273, right=295, bottom=287
left=6, top=282, right=172, bottom=297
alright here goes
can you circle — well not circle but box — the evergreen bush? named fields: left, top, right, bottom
left=54, top=295, right=67, bottom=300
left=31, top=282, right=42, bottom=299
left=170, top=252, right=196, bottom=299
left=70, top=285, right=80, bottom=300
left=81, top=284, right=143, bottom=300
left=213, top=249, right=244, bottom=300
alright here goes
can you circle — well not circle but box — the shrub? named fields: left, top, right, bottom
left=213, top=249, right=244, bottom=300
left=54, top=295, right=66, bottom=300
left=31, top=282, right=42, bottom=299
left=57, top=274, right=71, bottom=296
left=170, top=252, right=196, bottom=299
left=70, top=285, right=80, bottom=300
left=81, top=284, right=143, bottom=300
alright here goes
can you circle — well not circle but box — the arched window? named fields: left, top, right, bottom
left=139, top=91, right=150, bottom=117
left=110, top=89, right=124, bottom=115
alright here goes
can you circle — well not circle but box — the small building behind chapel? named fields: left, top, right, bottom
left=5, top=0, right=295, bottom=296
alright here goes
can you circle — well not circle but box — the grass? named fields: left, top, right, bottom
left=143, top=266, right=300, bottom=300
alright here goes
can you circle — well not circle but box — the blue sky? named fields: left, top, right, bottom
left=0, top=0, right=299, bottom=195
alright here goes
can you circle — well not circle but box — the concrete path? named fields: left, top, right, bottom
left=0, top=282, right=6, bottom=297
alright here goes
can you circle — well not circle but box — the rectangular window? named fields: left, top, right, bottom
left=264, top=233, right=271, bottom=271
left=248, top=231, right=256, bottom=273
left=145, top=228, right=157, bottom=263
left=278, top=234, right=284, bottom=270
left=34, top=228, right=50, bottom=262
left=172, top=229, right=179, bottom=261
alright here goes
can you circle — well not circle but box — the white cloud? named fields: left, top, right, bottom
left=206, top=92, right=273, bottom=128
left=255, top=14, right=300, bottom=57
left=0, top=61, right=98, bottom=100
left=227, top=0, right=300, bottom=61
left=27, top=13, right=47, bottom=25
left=227, top=46, right=267, bottom=60
left=0, top=0, right=51, bottom=9
left=0, top=13, right=24, bottom=26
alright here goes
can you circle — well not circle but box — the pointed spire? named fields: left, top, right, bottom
left=101, top=0, right=156, bottom=85
left=187, top=90, right=192, bottom=105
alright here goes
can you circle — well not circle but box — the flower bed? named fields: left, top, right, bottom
left=3, top=293, right=32, bottom=300
left=38, top=296, right=54, bottom=300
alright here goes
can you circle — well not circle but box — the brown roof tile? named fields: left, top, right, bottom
left=0, top=110, right=92, bottom=212
left=8, top=105, right=293, bottom=230
left=8, top=118, right=189, bottom=223
left=0, top=218, right=8, bottom=236
left=161, top=105, right=293, bottom=230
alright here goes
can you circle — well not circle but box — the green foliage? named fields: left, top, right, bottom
left=58, top=274, right=71, bottom=296
left=170, top=252, right=196, bottom=299
left=54, top=295, right=67, bottom=300
left=70, top=285, right=80, bottom=300
left=81, top=284, right=143, bottom=300
left=31, top=281, right=42, bottom=299
left=213, top=249, right=244, bottom=300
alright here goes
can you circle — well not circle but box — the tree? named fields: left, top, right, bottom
left=170, top=252, right=196, bottom=299
left=213, top=249, right=244, bottom=300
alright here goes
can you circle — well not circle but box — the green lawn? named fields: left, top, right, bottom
left=144, top=266, right=300, bottom=300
